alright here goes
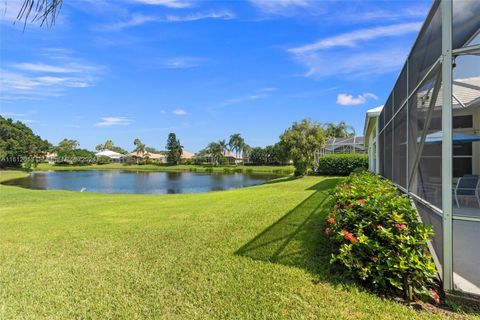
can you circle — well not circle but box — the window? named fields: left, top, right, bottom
left=453, top=115, right=473, bottom=129
left=453, top=142, right=473, bottom=178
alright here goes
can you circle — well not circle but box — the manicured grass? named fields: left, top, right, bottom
left=33, top=163, right=295, bottom=174
left=0, top=170, right=28, bottom=182
left=0, top=171, right=475, bottom=319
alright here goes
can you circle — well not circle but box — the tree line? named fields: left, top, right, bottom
left=1, top=115, right=356, bottom=175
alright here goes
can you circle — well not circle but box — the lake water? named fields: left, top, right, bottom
left=2, top=170, right=280, bottom=194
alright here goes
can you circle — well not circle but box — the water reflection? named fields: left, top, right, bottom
left=2, top=170, right=280, bottom=194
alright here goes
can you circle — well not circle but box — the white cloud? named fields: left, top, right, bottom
left=336, top=93, right=378, bottom=106
left=1, top=0, right=27, bottom=24
left=1, top=69, right=96, bottom=96
left=165, top=10, right=235, bottom=22
left=1, top=52, right=103, bottom=100
left=98, top=14, right=157, bottom=31
left=341, top=7, right=428, bottom=23
left=98, top=10, right=235, bottom=31
left=95, top=117, right=131, bottom=127
left=289, top=22, right=421, bottom=54
left=222, top=88, right=276, bottom=106
left=130, top=0, right=192, bottom=8
left=22, top=119, right=37, bottom=124
left=162, top=57, right=204, bottom=69
left=258, top=87, right=277, bottom=92
left=172, top=109, right=188, bottom=115
left=0, top=111, right=25, bottom=117
left=287, top=22, right=420, bottom=78
left=11, top=62, right=93, bottom=74
left=301, top=46, right=409, bottom=78
left=249, top=0, right=313, bottom=14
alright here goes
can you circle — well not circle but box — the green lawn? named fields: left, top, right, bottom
left=0, top=171, right=475, bottom=319
left=33, top=163, right=295, bottom=174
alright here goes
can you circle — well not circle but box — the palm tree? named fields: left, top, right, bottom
left=336, top=121, right=356, bottom=137
left=133, top=138, right=146, bottom=157
left=242, top=143, right=252, bottom=164
left=324, top=123, right=337, bottom=138
left=229, top=133, right=245, bottom=158
left=207, top=142, right=223, bottom=166
left=323, top=122, right=356, bottom=138
left=237, top=136, right=245, bottom=158
left=228, top=134, right=239, bottom=158
left=218, top=139, right=228, bottom=156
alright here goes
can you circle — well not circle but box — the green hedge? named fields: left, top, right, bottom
left=317, top=154, right=368, bottom=176
left=325, top=172, right=437, bottom=301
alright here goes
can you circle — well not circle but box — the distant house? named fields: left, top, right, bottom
left=181, top=151, right=195, bottom=160
left=197, top=150, right=243, bottom=165
left=128, top=151, right=167, bottom=163
left=95, top=150, right=126, bottom=163
left=45, top=152, right=58, bottom=164
left=223, top=151, right=244, bottom=165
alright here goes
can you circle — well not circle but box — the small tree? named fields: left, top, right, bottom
left=249, top=147, right=267, bottom=165
left=56, top=138, right=79, bottom=151
left=166, top=133, right=183, bottom=165
left=280, top=119, right=326, bottom=176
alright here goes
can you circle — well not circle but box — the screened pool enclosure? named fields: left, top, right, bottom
left=373, top=0, right=480, bottom=296
left=319, top=137, right=366, bottom=155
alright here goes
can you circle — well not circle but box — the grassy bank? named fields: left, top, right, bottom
left=0, top=172, right=475, bottom=319
left=32, top=163, right=295, bottom=175
left=0, top=170, right=29, bottom=182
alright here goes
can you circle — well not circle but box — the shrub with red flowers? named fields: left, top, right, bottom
left=325, top=172, right=437, bottom=301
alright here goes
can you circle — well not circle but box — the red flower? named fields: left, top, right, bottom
left=350, top=236, right=358, bottom=244
left=356, top=199, right=366, bottom=206
left=376, top=225, right=382, bottom=230
left=324, top=227, right=332, bottom=235
left=395, top=223, right=407, bottom=230
left=327, top=218, right=335, bottom=224
left=429, top=288, right=440, bottom=304
left=342, top=230, right=354, bottom=241
left=348, top=203, right=355, bottom=209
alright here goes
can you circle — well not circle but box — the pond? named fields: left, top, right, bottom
left=2, top=170, right=281, bottom=194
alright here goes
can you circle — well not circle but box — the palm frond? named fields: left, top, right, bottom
left=16, top=0, right=63, bottom=28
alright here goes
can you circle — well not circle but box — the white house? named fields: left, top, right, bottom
left=95, top=150, right=126, bottom=163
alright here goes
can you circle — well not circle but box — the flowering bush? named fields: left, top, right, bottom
left=325, top=172, right=437, bottom=301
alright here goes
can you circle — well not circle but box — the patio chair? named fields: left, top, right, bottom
left=454, top=175, right=480, bottom=208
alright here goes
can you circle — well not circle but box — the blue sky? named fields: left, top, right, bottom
left=0, top=0, right=431, bottom=152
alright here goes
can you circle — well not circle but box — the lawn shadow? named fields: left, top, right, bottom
left=260, top=175, right=300, bottom=186
left=235, top=177, right=347, bottom=283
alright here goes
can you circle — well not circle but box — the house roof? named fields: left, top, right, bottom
left=96, top=150, right=124, bottom=158
left=416, top=76, right=480, bottom=110
left=223, top=150, right=243, bottom=159
left=181, top=151, right=195, bottom=159
left=128, top=151, right=165, bottom=159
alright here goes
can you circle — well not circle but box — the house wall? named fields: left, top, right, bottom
left=366, top=118, right=377, bottom=172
